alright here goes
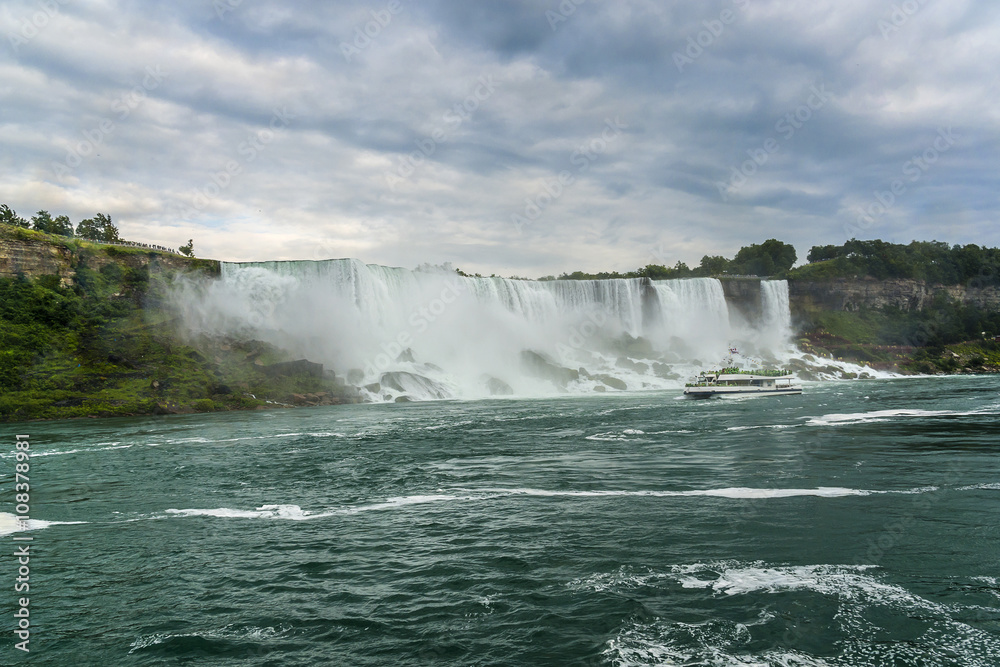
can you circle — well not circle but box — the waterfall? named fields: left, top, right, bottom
left=175, top=260, right=796, bottom=400
left=760, top=279, right=793, bottom=350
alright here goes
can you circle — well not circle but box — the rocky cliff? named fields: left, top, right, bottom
left=719, top=277, right=765, bottom=321
left=789, top=277, right=1000, bottom=313
left=0, top=225, right=218, bottom=284
left=0, top=228, right=77, bottom=284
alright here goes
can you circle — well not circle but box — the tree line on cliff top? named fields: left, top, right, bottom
left=6, top=201, right=999, bottom=287
left=1, top=204, right=194, bottom=257
left=538, top=238, right=1000, bottom=287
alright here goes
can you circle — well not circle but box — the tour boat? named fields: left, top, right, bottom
left=684, top=348, right=802, bottom=398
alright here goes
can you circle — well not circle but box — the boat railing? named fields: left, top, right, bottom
left=703, top=367, right=792, bottom=377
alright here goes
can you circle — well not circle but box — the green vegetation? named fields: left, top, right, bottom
left=30, top=210, right=75, bottom=237
left=0, top=226, right=353, bottom=422
left=529, top=237, right=1000, bottom=287
left=1, top=205, right=29, bottom=228
left=784, top=239, right=1000, bottom=373
left=76, top=212, right=121, bottom=243
left=797, top=292, right=1000, bottom=374
left=789, top=239, right=1000, bottom=286
left=1, top=202, right=196, bottom=252
left=529, top=239, right=797, bottom=281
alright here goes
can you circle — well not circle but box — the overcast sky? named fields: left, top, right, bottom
left=1, top=0, right=997, bottom=276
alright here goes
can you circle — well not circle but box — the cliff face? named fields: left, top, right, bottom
left=789, top=278, right=1000, bottom=313
left=0, top=225, right=219, bottom=284
left=719, top=277, right=764, bottom=321
left=0, top=230, right=76, bottom=284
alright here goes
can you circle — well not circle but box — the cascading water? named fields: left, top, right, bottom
left=759, top=279, right=794, bottom=353
left=173, top=260, right=801, bottom=401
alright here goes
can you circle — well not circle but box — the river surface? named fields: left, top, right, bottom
left=3, top=376, right=1000, bottom=665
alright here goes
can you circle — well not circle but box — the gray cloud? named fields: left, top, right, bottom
left=0, top=0, right=997, bottom=276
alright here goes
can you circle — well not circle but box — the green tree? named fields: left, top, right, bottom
left=807, top=244, right=840, bottom=263
left=50, top=215, right=74, bottom=237
left=0, top=205, right=28, bottom=228
left=637, top=262, right=691, bottom=279
left=31, top=210, right=54, bottom=233
left=77, top=213, right=121, bottom=242
left=179, top=239, right=194, bottom=257
left=698, top=255, right=730, bottom=276
left=731, top=239, right=796, bottom=275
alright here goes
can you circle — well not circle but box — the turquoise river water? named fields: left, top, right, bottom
left=2, top=376, right=1000, bottom=665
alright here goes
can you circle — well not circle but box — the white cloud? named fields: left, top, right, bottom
left=1, top=0, right=998, bottom=275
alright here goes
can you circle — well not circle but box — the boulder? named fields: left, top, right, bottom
left=484, top=376, right=514, bottom=396
left=379, top=371, right=450, bottom=399
left=520, top=350, right=580, bottom=388
left=625, top=336, right=655, bottom=357
left=615, top=357, right=649, bottom=374
left=595, top=374, right=627, bottom=390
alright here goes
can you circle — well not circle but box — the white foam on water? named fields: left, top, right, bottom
left=163, top=494, right=477, bottom=523
left=160, top=431, right=347, bottom=447
left=340, top=494, right=474, bottom=514
left=1, top=443, right=133, bottom=458
left=868, top=485, right=939, bottom=495
left=958, top=482, right=1000, bottom=491
left=165, top=504, right=316, bottom=520
left=0, top=512, right=88, bottom=536
left=727, top=424, right=799, bottom=431
left=605, top=620, right=832, bottom=667
left=470, top=487, right=877, bottom=499
left=128, top=624, right=288, bottom=655
left=672, top=563, right=886, bottom=598
left=568, top=566, right=670, bottom=594
left=597, top=562, right=1000, bottom=666
left=161, top=485, right=946, bottom=528
left=422, top=420, right=475, bottom=431
left=806, top=407, right=999, bottom=426
left=586, top=429, right=648, bottom=441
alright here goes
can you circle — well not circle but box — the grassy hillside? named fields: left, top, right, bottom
left=795, top=302, right=1000, bottom=374
left=0, top=229, right=356, bottom=422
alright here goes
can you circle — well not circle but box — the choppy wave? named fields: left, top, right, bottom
left=606, top=620, right=832, bottom=667
left=128, top=624, right=289, bottom=655
left=592, top=561, right=1000, bottom=666
left=672, top=562, right=887, bottom=597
